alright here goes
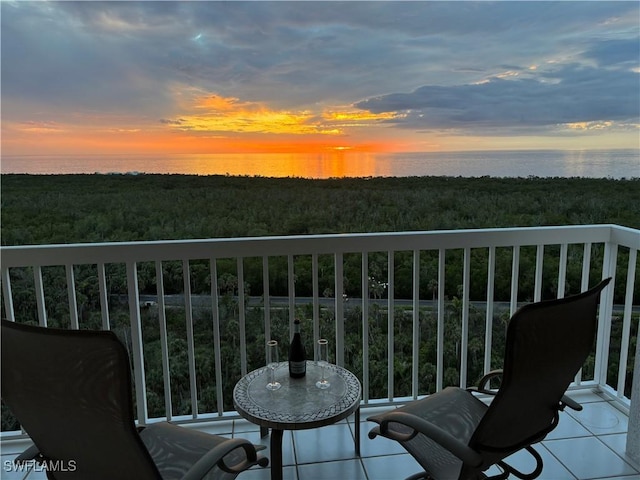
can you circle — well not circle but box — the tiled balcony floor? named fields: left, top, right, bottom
left=1, top=390, right=638, bottom=480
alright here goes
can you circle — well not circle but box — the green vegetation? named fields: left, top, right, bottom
left=1, top=174, right=638, bottom=428
left=2, top=174, right=639, bottom=245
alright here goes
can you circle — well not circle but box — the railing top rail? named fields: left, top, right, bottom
left=1, top=224, right=637, bottom=268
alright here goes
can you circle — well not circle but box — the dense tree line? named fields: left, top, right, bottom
left=1, top=174, right=638, bottom=429
left=2, top=174, right=639, bottom=245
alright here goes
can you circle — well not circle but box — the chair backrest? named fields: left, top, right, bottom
left=1, top=320, right=161, bottom=480
left=469, top=278, right=611, bottom=460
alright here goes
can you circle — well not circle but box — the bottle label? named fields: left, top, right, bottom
left=290, top=360, right=306, bottom=374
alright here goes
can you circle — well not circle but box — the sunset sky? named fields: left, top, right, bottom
left=2, top=1, right=639, bottom=157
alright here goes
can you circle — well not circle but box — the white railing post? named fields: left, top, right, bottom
left=1, top=267, right=15, bottom=322
left=334, top=252, right=345, bottom=367
left=66, top=264, right=79, bottom=329
left=361, top=252, right=370, bottom=403
left=387, top=250, right=394, bottom=400
left=288, top=255, right=295, bottom=333
left=436, top=249, right=445, bottom=392
left=411, top=250, right=420, bottom=399
left=312, top=253, right=319, bottom=356
left=594, top=243, right=617, bottom=387
left=627, top=333, right=640, bottom=464
left=34, top=266, right=47, bottom=327
left=155, top=260, right=172, bottom=421
left=126, top=261, right=148, bottom=425
left=460, top=248, right=470, bottom=388
left=182, top=260, right=198, bottom=418
left=97, top=263, right=111, bottom=330
left=211, top=259, right=224, bottom=416
left=237, top=257, right=247, bottom=376
left=624, top=248, right=639, bottom=463
left=484, top=246, right=496, bottom=375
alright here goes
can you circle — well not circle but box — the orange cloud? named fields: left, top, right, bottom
left=323, top=110, right=402, bottom=124
left=168, top=93, right=330, bottom=135
left=16, top=121, right=66, bottom=133
left=164, top=92, right=402, bottom=137
left=194, top=94, right=245, bottom=111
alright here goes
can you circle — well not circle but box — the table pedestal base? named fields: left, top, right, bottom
left=270, top=429, right=284, bottom=480
left=261, top=409, right=360, bottom=480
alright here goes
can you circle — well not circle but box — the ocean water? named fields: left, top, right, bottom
left=1, top=149, right=638, bottom=179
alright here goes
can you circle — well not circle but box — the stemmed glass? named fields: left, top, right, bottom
left=266, top=340, right=281, bottom=391
left=315, top=339, right=330, bottom=389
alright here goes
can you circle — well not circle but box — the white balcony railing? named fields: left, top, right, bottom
left=1, top=225, right=638, bottom=439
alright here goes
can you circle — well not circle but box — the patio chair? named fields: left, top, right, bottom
left=368, top=277, right=611, bottom=480
left=1, top=320, right=268, bottom=480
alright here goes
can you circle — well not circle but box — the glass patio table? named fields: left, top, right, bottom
left=233, top=361, right=362, bottom=480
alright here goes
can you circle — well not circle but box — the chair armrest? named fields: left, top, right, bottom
left=370, top=411, right=483, bottom=467
left=560, top=394, right=583, bottom=411
left=14, top=444, right=44, bottom=465
left=182, top=438, right=268, bottom=480
left=473, top=369, right=504, bottom=395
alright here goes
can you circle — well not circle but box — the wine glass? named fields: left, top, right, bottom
left=315, top=339, right=330, bottom=389
left=266, top=340, right=281, bottom=390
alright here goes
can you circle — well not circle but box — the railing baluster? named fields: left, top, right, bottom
left=557, top=243, right=568, bottom=298
left=335, top=252, right=345, bottom=367
left=288, top=254, right=295, bottom=329
left=387, top=250, right=394, bottom=401
left=263, top=256, right=271, bottom=351
left=155, top=260, right=172, bottom=421
left=97, top=263, right=110, bottom=330
left=210, top=259, right=224, bottom=416
left=1, top=267, right=16, bottom=322
left=412, top=250, right=420, bottom=399
left=66, top=264, right=79, bottom=329
left=617, top=248, right=637, bottom=398
left=575, top=242, right=593, bottom=385
left=510, top=246, right=520, bottom=316
left=126, top=261, right=148, bottom=425
left=312, top=254, right=319, bottom=357
left=34, top=266, right=47, bottom=327
left=238, top=257, right=247, bottom=375
left=362, top=252, right=370, bottom=403
left=460, top=248, right=470, bottom=388
left=534, top=245, right=544, bottom=302
left=484, top=246, right=496, bottom=375
left=595, top=243, right=618, bottom=388
left=436, top=249, right=445, bottom=392
left=182, top=259, right=198, bottom=418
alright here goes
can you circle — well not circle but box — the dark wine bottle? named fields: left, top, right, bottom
left=288, top=319, right=306, bottom=378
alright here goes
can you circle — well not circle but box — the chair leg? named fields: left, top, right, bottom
left=404, top=472, right=430, bottom=480
left=494, top=446, right=544, bottom=480
left=485, top=467, right=509, bottom=480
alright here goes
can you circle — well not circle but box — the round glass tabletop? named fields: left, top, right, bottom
left=233, top=361, right=361, bottom=430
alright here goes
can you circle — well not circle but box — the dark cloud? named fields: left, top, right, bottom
left=583, top=39, right=640, bottom=67
left=357, top=63, right=639, bottom=131
left=1, top=1, right=638, bottom=138
left=159, top=118, right=186, bottom=126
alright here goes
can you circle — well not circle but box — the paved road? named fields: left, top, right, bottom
left=130, top=294, right=637, bottom=313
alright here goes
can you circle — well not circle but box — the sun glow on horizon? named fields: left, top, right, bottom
left=2, top=87, right=409, bottom=156
left=5, top=89, right=637, bottom=158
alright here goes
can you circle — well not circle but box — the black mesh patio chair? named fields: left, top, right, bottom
left=368, top=278, right=611, bottom=480
left=1, top=320, right=268, bottom=480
